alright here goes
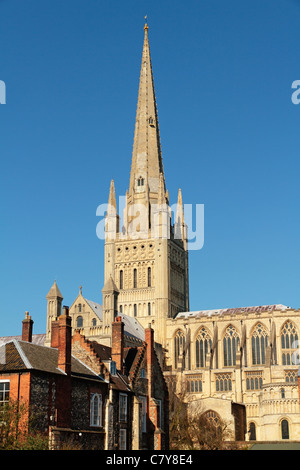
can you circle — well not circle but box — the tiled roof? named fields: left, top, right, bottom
left=0, top=339, right=105, bottom=382
left=110, top=373, right=131, bottom=392
left=89, top=341, right=112, bottom=361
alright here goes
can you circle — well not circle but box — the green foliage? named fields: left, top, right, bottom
left=0, top=400, right=49, bottom=450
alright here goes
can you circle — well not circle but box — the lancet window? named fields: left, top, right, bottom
left=281, top=320, right=299, bottom=366
left=251, top=323, right=269, bottom=365
left=195, top=327, right=212, bottom=368
left=223, top=325, right=240, bottom=366
left=174, top=330, right=185, bottom=369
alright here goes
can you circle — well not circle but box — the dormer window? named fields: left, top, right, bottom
left=110, top=360, right=117, bottom=375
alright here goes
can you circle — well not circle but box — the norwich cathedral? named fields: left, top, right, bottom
left=43, top=23, right=300, bottom=443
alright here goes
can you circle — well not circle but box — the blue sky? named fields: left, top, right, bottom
left=1, top=0, right=300, bottom=336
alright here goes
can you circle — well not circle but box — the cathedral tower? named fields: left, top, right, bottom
left=103, top=22, right=189, bottom=346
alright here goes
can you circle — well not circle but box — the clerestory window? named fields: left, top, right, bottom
left=251, top=323, right=268, bottom=365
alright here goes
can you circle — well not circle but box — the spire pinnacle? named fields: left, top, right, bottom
left=144, top=15, right=148, bottom=31
left=108, top=179, right=117, bottom=212
left=175, top=188, right=186, bottom=242
left=46, top=280, right=63, bottom=300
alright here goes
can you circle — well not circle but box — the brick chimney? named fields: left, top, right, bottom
left=111, top=316, right=124, bottom=372
left=57, top=306, right=72, bottom=376
left=22, top=312, right=33, bottom=342
left=55, top=306, right=72, bottom=429
left=50, top=319, right=59, bottom=348
left=145, top=324, right=155, bottom=397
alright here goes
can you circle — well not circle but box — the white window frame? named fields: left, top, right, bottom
left=0, top=380, right=10, bottom=407
left=119, top=393, right=128, bottom=422
left=119, top=428, right=127, bottom=450
left=90, top=393, right=102, bottom=427
left=139, top=396, right=147, bottom=432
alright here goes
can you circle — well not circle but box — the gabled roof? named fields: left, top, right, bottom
left=85, top=299, right=103, bottom=320
left=0, top=339, right=105, bottom=382
left=88, top=341, right=112, bottom=361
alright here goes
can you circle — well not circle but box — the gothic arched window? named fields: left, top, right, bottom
left=201, top=410, right=221, bottom=437
left=120, top=270, right=123, bottom=290
left=251, top=323, right=269, bottom=365
left=76, top=316, right=83, bottom=328
left=223, top=325, right=240, bottom=366
left=281, top=419, right=289, bottom=440
left=137, top=177, right=144, bottom=187
left=249, top=422, right=256, bottom=441
left=281, top=320, right=299, bottom=366
left=174, top=330, right=185, bottom=369
left=148, top=267, right=151, bottom=287
left=195, top=327, right=212, bottom=368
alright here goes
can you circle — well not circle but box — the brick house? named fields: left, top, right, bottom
left=0, top=309, right=169, bottom=450
left=71, top=316, right=169, bottom=450
left=0, top=309, right=109, bottom=449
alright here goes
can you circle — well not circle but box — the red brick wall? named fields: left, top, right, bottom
left=0, top=372, right=31, bottom=432
left=111, top=317, right=124, bottom=372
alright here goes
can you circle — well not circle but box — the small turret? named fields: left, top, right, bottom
left=45, top=280, right=63, bottom=347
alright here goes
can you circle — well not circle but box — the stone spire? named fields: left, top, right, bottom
left=105, top=179, right=119, bottom=240
left=128, top=22, right=165, bottom=207
left=174, top=188, right=187, bottom=245
left=108, top=179, right=117, bottom=214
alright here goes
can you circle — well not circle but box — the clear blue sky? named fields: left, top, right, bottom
left=1, top=0, right=300, bottom=336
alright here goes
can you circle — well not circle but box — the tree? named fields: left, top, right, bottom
left=166, top=374, right=237, bottom=450
left=0, top=400, right=48, bottom=450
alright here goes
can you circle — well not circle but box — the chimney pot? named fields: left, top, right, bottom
left=22, top=312, right=33, bottom=342
left=63, top=305, right=70, bottom=316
